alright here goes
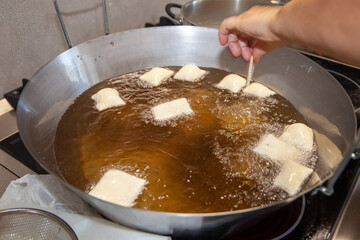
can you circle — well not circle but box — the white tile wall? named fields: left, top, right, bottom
left=0, top=99, right=13, bottom=116
left=0, top=0, right=187, bottom=96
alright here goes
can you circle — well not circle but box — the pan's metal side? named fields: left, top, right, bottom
left=16, top=26, right=356, bottom=237
left=65, top=181, right=290, bottom=237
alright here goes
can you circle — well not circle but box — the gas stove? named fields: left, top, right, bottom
left=1, top=0, right=359, bottom=236
left=1, top=10, right=360, bottom=237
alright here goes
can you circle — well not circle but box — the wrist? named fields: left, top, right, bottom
left=269, top=6, right=289, bottom=45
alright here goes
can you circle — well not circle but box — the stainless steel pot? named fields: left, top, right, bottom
left=166, top=0, right=284, bottom=28
left=17, top=26, right=359, bottom=238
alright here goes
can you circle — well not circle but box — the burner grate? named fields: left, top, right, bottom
left=0, top=132, right=47, bottom=174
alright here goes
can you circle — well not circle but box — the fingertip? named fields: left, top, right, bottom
left=219, top=34, right=228, bottom=46
left=228, top=42, right=242, bottom=58
left=242, top=49, right=252, bottom=62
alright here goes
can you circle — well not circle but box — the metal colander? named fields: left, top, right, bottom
left=0, top=208, right=78, bottom=240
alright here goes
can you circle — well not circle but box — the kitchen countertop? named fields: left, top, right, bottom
left=0, top=99, right=35, bottom=196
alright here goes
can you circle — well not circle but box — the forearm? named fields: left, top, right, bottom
left=271, top=0, right=360, bottom=66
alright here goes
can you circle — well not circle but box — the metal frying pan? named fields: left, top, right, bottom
left=16, top=26, right=359, bottom=238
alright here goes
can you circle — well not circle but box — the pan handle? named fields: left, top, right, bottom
left=165, top=3, right=184, bottom=25
left=314, top=132, right=360, bottom=196
left=53, top=0, right=109, bottom=48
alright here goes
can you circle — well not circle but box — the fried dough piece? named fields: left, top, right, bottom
left=279, top=123, right=314, bottom=152
left=174, top=64, right=207, bottom=82
left=89, top=169, right=146, bottom=207
left=91, top=88, right=126, bottom=111
left=253, top=134, right=303, bottom=164
left=152, top=98, right=193, bottom=121
left=139, top=67, right=174, bottom=86
left=216, top=74, right=246, bottom=93
left=243, top=83, right=275, bottom=98
left=273, top=160, right=313, bottom=196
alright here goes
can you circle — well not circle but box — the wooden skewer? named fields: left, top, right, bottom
left=246, top=55, right=255, bottom=87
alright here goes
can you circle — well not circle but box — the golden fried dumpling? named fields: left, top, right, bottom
left=91, top=88, right=126, bottom=111
left=216, top=74, right=246, bottom=93
left=174, top=64, right=207, bottom=82
left=89, top=169, right=147, bottom=207
left=139, top=67, right=174, bottom=86
left=152, top=98, right=193, bottom=121
left=273, top=160, right=313, bottom=196
left=243, top=83, right=275, bottom=98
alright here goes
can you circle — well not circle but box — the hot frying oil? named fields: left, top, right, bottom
left=55, top=66, right=309, bottom=213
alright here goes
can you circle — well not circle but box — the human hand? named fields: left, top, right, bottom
left=218, top=6, right=290, bottom=63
